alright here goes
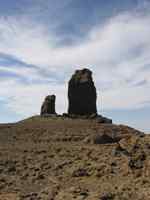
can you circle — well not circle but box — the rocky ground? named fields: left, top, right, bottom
left=0, top=116, right=150, bottom=200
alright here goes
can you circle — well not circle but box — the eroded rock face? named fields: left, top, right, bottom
left=40, top=95, right=56, bottom=116
left=68, top=68, right=97, bottom=115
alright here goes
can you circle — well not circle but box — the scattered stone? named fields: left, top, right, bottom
left=72, top=168, right=89, bottom=177
left=95, top=163, right=112, bottom=177
left=119, top=136, right=139, bottom=154
left=129, top=151, right=146, bottom=169
left=100, top=192, right=115, bottom=200
left=36, top=173, right=45, bottom=180
left=112, top=144, right=130, bottom=157
left=0, top=178, right=6, bottom=190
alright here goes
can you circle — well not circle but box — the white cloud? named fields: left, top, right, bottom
left=0, top=79, right=67, bottom=117
left=0, top=5, right=150, bottom=118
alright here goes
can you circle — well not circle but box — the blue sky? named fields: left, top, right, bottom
left=0, top=0, right=150, bottom=132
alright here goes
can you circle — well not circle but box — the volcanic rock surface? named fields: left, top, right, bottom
left=68, top=68, right=97, bottom=115
left=0, top=116, right=150, bottom=200
left=40, top=95, right=56, bottom=116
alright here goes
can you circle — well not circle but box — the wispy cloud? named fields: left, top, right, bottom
left=0, top=2, right=150, bottom=121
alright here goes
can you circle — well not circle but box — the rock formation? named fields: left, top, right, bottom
left=40, top=68, right=112, bottom=123
left=68, top=68, right=97, bottom=115
left=40, top=95, right=56, bottom=116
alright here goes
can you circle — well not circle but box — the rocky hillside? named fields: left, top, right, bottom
left=0, top=116, right=150, bottom=200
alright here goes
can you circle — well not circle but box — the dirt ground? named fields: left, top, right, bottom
left=0, top=116, right=150, bottom=200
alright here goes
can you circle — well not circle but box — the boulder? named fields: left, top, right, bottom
left=40, top=95, right=56, bottom=116
left=68, top=68, right=97, bottom=115
left=93, top=134, right=120, bottom=144
left=97, top=115, right=112, bottom=124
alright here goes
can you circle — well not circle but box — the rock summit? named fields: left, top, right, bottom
left=68, top=68, right=97, bottom=116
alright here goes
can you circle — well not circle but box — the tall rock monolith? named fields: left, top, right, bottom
left=68, top=68, right=97, bottom=116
